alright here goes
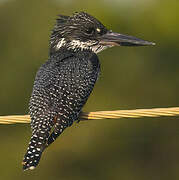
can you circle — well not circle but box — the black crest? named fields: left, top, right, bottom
left=50, top=12, right=108, bottom=48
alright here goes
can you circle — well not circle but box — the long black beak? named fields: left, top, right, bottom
left=99, top=31, right=155, bottom=46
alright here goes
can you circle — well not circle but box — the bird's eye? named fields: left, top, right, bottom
left=85, top=27, right=95, bottom=35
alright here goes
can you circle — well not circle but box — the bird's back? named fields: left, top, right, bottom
left=30, top=50, right=100, bottom=125
left=23, top=50, right=100, bottom=170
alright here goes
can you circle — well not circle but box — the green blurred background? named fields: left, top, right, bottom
left=0, top=0, right=179, bottom=179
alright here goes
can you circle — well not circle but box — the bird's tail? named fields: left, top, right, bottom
left=22, top=134, right=46, bottom=171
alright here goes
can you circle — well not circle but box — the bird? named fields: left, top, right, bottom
left=22, top=12, right=155, bottom=170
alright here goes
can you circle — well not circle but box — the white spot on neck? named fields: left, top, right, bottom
left=56, top=38, right=110, bottom=54
left=68, top=40, right=92, bottom=51
left=56, top=38, right=66, bottom=50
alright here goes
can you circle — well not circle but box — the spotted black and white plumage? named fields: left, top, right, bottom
left=22, top=12, right=109, bottom=170
left=22, top=11, right=155, bottom=170
left=23, top=49, right=100, bottom=170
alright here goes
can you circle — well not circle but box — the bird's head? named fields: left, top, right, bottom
left=50, top=12, right=155, bottom=54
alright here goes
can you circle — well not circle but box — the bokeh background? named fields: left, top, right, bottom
left=0, top=0, right=179, bottom=179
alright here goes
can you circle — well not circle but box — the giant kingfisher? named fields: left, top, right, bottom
left=22, top=12, right=155, bottom=170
